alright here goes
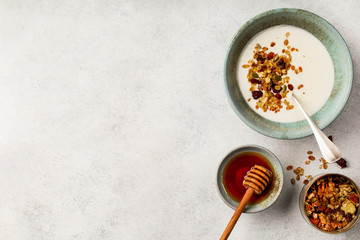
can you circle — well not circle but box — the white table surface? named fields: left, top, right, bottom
left=0, top=1, right=359, bottom=239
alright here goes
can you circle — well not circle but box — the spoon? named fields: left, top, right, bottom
left=220, top=165, right=272, bottom=240
left=290, top=93, right=341, bottom=163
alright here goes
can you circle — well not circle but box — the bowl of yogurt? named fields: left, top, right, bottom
left=224, top=8, right=352, bottom=139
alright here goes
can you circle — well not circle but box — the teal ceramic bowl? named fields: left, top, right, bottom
left=217, top=145, right=284, bottom=212
left=224, top=8, right=353, bottom=139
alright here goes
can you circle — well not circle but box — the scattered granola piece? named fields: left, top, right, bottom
left=303, top=179, right=309, bottom=185
left=336, top=158, right=348, bottom=169
left=307, top=151, right=313, bottom=155
left=286, top=165, right=293, bottom=170
left=294, top=167, right=304, bottom=176
left=296, top=175, right=300, bottom=181
left=309, top=155, right=315, bottom=161
left=291, top=178, right=295, bottom=185
left=305, top=160, right=311, bottom=165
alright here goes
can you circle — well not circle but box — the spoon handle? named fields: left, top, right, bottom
left=220, top=188, right=254, bottom=240
left=292, top=94, right=341, bottom=163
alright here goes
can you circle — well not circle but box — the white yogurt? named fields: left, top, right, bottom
left=237, top=25, right=334, bottom=123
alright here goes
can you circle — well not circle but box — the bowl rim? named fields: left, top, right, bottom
left=216, top=144, right=284, bottom=213
left=299, top=173, right=360, bottom=234
left=224, top=8, right=353, bottom=140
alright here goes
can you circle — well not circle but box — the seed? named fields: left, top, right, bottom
left=307, top=151, right=313, bottom=154
left=288, top=84, right=294, bottom=91
left=284, top=39, right=289, bottom=46
left=252, top=90, right=263, bottom=100
left=274, top=75, right=281, bottom=81
left=295, top=69, right=299, bottom=74
left=272, top=85, right=282, bottom=93
left=299, top=66, right=303, bottom=72
left=298, top=84, right=304, bottom=90
left=309, top=155, right=315, bottom=161
left=291, top=65, right=295, bottom=70
left=242, top=64, right=250, bottom=68
left=286, top=165, right=293, bottom=170
left=291, top=178, right=295, bottom=185
left=283, top=85, right=287, bottom=92
left=270, top=42, right=276, bottom=47
left=291, top=47, right=295, bottom=52
left=251, top=72, right=259, bottom=78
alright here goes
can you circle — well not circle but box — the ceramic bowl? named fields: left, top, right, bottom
left=224, top=8, right=353, bottom=139
left=299, top=173, right=360, bottom=233
left=217, top=145, right=283, bottom=213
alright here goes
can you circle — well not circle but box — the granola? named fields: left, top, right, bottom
left=304, top=175, right=359, bottom=231
left=242, top=33, right=303, bottom=113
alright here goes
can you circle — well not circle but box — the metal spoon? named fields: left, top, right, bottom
left=290, top=93, right=341, bottom=163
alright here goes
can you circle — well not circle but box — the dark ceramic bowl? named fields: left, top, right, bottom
left=217, top=145, right=283, bottom=213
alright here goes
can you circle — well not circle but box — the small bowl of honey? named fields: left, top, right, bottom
left=217, top=145, right=284, bottom=212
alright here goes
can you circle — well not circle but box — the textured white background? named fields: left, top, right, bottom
left=0, top=1, right=359, bottom=239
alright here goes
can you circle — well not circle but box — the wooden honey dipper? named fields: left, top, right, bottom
left=220, top=165, right=272, bottom=240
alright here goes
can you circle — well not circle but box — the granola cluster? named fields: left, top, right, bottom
left=305, top=175, right=359, bottom=231
left=242, top=32, right=303, bottom=113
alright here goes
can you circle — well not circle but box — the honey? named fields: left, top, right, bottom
left=222, top=151, right=274, bottom=204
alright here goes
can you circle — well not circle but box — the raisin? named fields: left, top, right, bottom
left=252, top=91, right=263, bottom=100
left=275, top=93, right=282, bottom=99
left=336, top=158, right=347, bottom=169
left=328, top=135, right=333, bottom=141
left=256, top=55, right=264, bottom=63
left=288, top=84, right=294, bottom=91
left=318, top=205, right=326, bottom=212
left=270, top=42, right=275, bottom=47
left=325, top=208, right=331, bottom=215
left=314, top=206, right=320, bottom=213
left=250, top=79, right=261, bottom=84
left=350, top=194, right=359, bottom=203
left=267, top=52, right=274, bottom=59
left=345, top=213, right=352, bottom=223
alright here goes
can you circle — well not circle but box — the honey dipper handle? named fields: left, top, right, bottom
left=220, top=188, right=254, bottom=240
